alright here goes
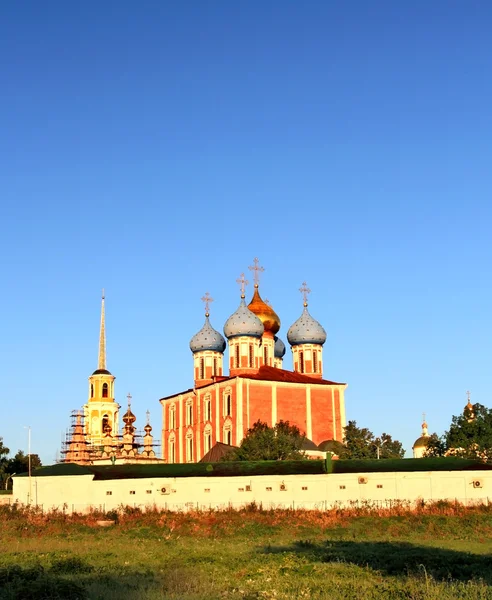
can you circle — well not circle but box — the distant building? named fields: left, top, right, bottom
left=62, top=294, right=160, bottom=465
left=412, top=416, right=431, bottom=458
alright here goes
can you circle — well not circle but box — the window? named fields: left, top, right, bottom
left=204, top=488, right=211, bottom=493
left=266, top=487, right=272, bottom=492
left=235, top=345, right=240, bottom=368
left=91, top=384, right=94, bottom=398
left=224, top=393, right=231, bottom=417
left=226, top=429, right=232, bottom=445
left=249, top=344, right=254, bottom=367
left=339, top=485, right=346, bottom=490
left=263, top=346, right=268, bottom=365
left=377, top=484, right=383, bottom=489
left=186, top=400, right=193, bottom=425
left=146, top=490, right=152, bottom=494
left=313, top=350, right=318, bottom=373
left=129, top=490, right=136, bottom=495
left=101, top=414, right=110, bottom=434
left=199, top=357, right=204, bottom=380
left=302, top=486, right=308, bottom=491
left=106, top=491, right=112, bottom=496
left=169, top=438, right=175, bottom=463
left=204, top=397, right=211, bottom=421
left=238, top=487, right=245, bottom=492
left=169, top=405, right=176, bottom=430
left=186, top=435, right=194, bottom=462
left=299, top=351, right=304, bottom=374
left=213, top=357, right=217, bottom=376
left=102, top=382, right=108, bottom=398
left=204, top=429, right=212, bottom=452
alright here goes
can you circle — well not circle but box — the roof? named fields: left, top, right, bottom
left=200, top=442, right=237, bottom=463
left=159, top=366, right=345, bottom=401
left=413, top=435, right=431, bottom=449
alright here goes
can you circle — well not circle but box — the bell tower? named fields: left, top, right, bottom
left=83, top=291, right=120, bottom=447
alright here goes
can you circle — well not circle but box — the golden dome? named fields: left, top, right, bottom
left=247, top=286, right=281, bottom=335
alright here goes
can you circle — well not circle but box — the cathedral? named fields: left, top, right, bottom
left=62, top=293, right=159, bottom=464
left=159, top=259, right=347, bottom=464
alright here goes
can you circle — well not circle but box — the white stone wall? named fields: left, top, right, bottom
left=13, top=469, right=492, bottom=513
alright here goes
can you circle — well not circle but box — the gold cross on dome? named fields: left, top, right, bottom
left=422, top=412, right=426, bottom=423
left=248, top=257, right=264, bottom=287
left=236, top=273, right=249, bottom=296
left=467, top=390, right=471, bottom=402
left=201, top=292, right=213, bottom=315
left=146, top=409, right=150, bottom=425
left=299, top=281, right=311, bottom=306
left=127, top=393, right=132, bottom=408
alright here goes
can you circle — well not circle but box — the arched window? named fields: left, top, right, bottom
left=235, top=344, right=240, bottom=368
left=90, top=384, right=94, bottom=398
left=169, top=404, right=176, bottom=430
left=169, top=436, right=175, bottom=463
left=204, top=396, right=212, bottom=421
left=186, top=400, right=193, bottom=426
left=249, top=344, right=254, bottom=367
left=213, top=357, right=217, bottom=376
left=313, top=350, right=318, bottom=373
left=204, top=427, right=212, bottom=453
left=186, top=434, right=194, bottom=462
left=299, top=351, right=304, bottom=374
left=224, top=425, right=232, bottom=445
left=101, top=414, right=110, bottom=434
left=199, top=357, right=204, bottom=380
left=224, top=393, right=232, bottom=417
left=263, top=346, right=268, bottom=366
left=102, top=383, right=108, bottom=398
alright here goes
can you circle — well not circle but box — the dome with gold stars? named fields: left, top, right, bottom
left=247, top=286, right=281, bottom=335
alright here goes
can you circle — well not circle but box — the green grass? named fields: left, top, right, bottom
left=0, top=502, right=491, bottom=599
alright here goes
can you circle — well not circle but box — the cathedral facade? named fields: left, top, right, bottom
left=160, top=262, right=347, bottom=464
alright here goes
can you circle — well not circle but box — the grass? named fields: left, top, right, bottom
left=0, top=501, right=491, bottom=599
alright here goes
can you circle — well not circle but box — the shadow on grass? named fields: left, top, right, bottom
left=263, top=540, right=492, bottom=583
left=0, top=556, right=210, bottom=600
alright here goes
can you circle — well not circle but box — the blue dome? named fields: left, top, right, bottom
left=287, top=306, right=327, bottom=346
left=224, top=298, right=264, bottom=340
left=190, top=316, right=226, bottom=353
left=274, top=336, right=286, bottom=358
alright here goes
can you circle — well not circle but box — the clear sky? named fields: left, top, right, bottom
left=1, top=1, right=491, bottom=464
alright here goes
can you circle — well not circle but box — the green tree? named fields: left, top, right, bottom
left=333, top=421, right=405, bottom=459
left=7, top=450, right=42, bottom=475
left=224, top=420, right=307, bottom=461
left=426, top=403, right=492, bottom=461
left=0, top=437, right=9, bottom=470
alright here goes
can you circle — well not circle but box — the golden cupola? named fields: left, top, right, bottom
left=248, top=285, right=281, bottom=336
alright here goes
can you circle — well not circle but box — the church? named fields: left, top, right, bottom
left=62, top=293, right=159, bottom=464
left=159, top=259, right=347, bottom=464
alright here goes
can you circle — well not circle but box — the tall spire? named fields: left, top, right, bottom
left=98, top=289, right=106, bottom=370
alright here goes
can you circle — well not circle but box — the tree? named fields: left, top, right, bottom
left=425, top=403, right=492, bottom=462
left=0, top=437, right=9, bottom=470
left=224, top=420, right=307, bottom=461
left=6, top=450, right=42, bottom=475
left=333, top=421, right=405, bottom=459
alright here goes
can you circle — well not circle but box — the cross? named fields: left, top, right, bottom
left=236, top=273, right=249, bottom=297
left=146, top=409, right=150, bottom=425
left=127, top=393, right=132, bottom=408
left=248, top=257, right=264, bottom=287
left=102, top=288, right=105, bottom=300
left=422, top=412, right=426, bottom=424
left=299, top=281, right=311, bottom=306
left=265, top=298, right=271, bottom=306
left=466, top=390, right=471, bottom=403
left=201, top=292, right=213, bottom=316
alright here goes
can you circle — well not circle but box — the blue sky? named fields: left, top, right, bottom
left=1, top=1, right=491, bottom=463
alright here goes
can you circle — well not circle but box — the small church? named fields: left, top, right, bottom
left=159, top=259, right=347, bottom=463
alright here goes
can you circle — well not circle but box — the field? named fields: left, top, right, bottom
left=0, top=502, right=491, bottom=600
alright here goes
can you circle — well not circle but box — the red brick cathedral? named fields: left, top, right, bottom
left=160, top=261, right=347, bottom=463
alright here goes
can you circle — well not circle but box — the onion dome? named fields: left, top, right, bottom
left=274, top=336, right=286, bottom=358
left=190, top=315, right=226, bottom=353
left=247, top=286, right=281, bottom=335
left=144, top=423, right=152, bottom=434
left=412, top=418, right=430, bottom=450
left=287, top=305, right=327, bottom=346
left=122, top=407, right=136, bottom=425
left=224, top=297, right=264, bottom=340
